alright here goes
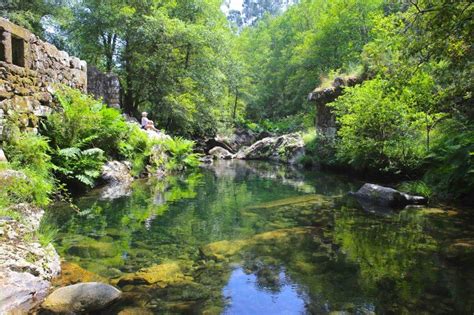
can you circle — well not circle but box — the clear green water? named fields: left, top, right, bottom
left=46, top=160, right=474, bottom=314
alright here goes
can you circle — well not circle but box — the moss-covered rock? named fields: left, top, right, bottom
left=52, top=261, right=107, bottom=286
left=117, top=262, right=192, bottom=288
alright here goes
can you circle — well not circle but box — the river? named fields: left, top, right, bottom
left=45, top=160, right=474, bottom=314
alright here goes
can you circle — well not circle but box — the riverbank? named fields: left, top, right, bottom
left=0, top=87, right=202, bottom=313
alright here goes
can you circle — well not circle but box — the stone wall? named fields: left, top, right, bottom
left=87, top=66, right=121, bottom=109
left=0, top=18, right=87, bottom=138
left=308, top=76, right=362, bottom=139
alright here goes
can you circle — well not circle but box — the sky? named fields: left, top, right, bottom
left=221, top=0, right=244, bottom=14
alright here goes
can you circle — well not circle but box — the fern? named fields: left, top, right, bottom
left=58, top=147, right=81, bottom=158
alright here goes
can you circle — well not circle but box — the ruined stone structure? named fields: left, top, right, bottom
left=0, top=18, right=87, bottom=138
left=87, top=66, right=121, bottom=109
left=308, top=76, right=362, bottom=139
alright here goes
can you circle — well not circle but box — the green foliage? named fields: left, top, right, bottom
left=423, top=121, right=474, bottom=199
left=118, top=124, right=154, bottom=176
left=331, top=78, right=425, bottom=174
left=0, top=0, right=62, bottom=36
left=398, top=181, right=433, bottom=199
left=42, top=87, right=130, bottom=187
left=237, top=0, right=383, bottom=121
left=239, top=113, right=313, bottom=135
left=52, top=147, right=106, bottom=187
left=162, top=137, right=201, bottom=172
left=46, top=87, right=128, bottom=157
left=52, top=0, right=239, bottom=137
left=4, top=128, right=53, bottom=178
left=2, top=130, right=54, bottom=207
left=37, top=222, right=59, bottom=247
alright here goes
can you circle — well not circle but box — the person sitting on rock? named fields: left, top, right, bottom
left=141, top=112, right=159, bottom=132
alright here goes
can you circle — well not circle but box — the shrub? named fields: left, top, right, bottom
left=331, top=78, right=425, bottom=174
left=118, top=124, right=154, bottom=176
left=423, top=120, right=474, bottom=199
left=2, top=130, right=54, bottom=206
left=398, top=180, right=432, bottom=198
left=162, top=137, right=201, bottom=172
left=4, top=129, right=52, bottom=177
left=45, top=87, right=128, bottom=157
left=52, top=147, right=106, bottom=187
left=42, top=87, right=129, bottom=188
left=0, top=163, right=53, bottom=207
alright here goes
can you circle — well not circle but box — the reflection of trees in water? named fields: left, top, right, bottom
left=332, top=205, right=472, bottom=313
left=45, top=161, right=474, bottom=314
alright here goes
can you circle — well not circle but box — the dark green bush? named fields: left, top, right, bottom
left=423, top=120, right=474, bottom=199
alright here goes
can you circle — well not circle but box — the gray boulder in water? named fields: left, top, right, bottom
left=236, top=133, right=305, bottom=165
left=209, top=146, right=234, bottom=160
left=352, top=183, right=427, bottom=207
left=41, top=282, right=121, bottom=313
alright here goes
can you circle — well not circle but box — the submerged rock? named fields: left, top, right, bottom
left=118, top=307, right=154, bottom=315
left=117, top=262, right=190, bottom=288
left=208, top=146, right=234, bottom=160
left=200, top=227, right=316, bottom=261
left=52, top=262, right=108, bottom=287
left=236, top=133, right=305, bottom=165
left=41, top=282, right=122, bottom=313
left=249, top=194, right=332, bottom=210
left=352, top=183, right=427, bottom=208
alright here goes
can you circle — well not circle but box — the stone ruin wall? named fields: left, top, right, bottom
left=0, top=18, right=87, bottom=138
left=308, top=76, right=362, bottom=140
left=87, top=66, right=121, bottom=109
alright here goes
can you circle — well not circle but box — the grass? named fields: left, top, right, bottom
left=317, top=64, right=363, bottom=90
left=37, top=222, right=59, bottom=247
left=398, top=180, right=433, bottom=198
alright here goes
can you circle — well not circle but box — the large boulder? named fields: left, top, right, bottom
left=352, top=183, right=427, bottom=208
left=204, top=138, right=236, bottom=154
left=0, top=271, right=51, bottom=314
left=0, top=211, right=60, bottom=313
left=236, top=133, right=305, bottom=165
left=41, top=282, right=122, bottom=313
left=100, top=161, right=133, bottom=200
left=208, top=146, right=234, bottom=160
left=231, top=128, right=257, bottom=149
left=101, top=161, right=133, bottom=184
left=205, top=128, right=259, bottom=154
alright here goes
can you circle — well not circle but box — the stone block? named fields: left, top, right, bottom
left=1, top=31, right=12, bottom=64
left=33, top=105, right=52, bottom=117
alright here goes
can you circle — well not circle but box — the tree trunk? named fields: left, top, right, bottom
left=232, top=88, right=238, bottom=122
left=122, top=38, right=136, bottom=116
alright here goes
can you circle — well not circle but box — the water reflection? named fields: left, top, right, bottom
left=45, top=160, right=474, bottom=314
left=223, top=267, right=307, bottom=315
